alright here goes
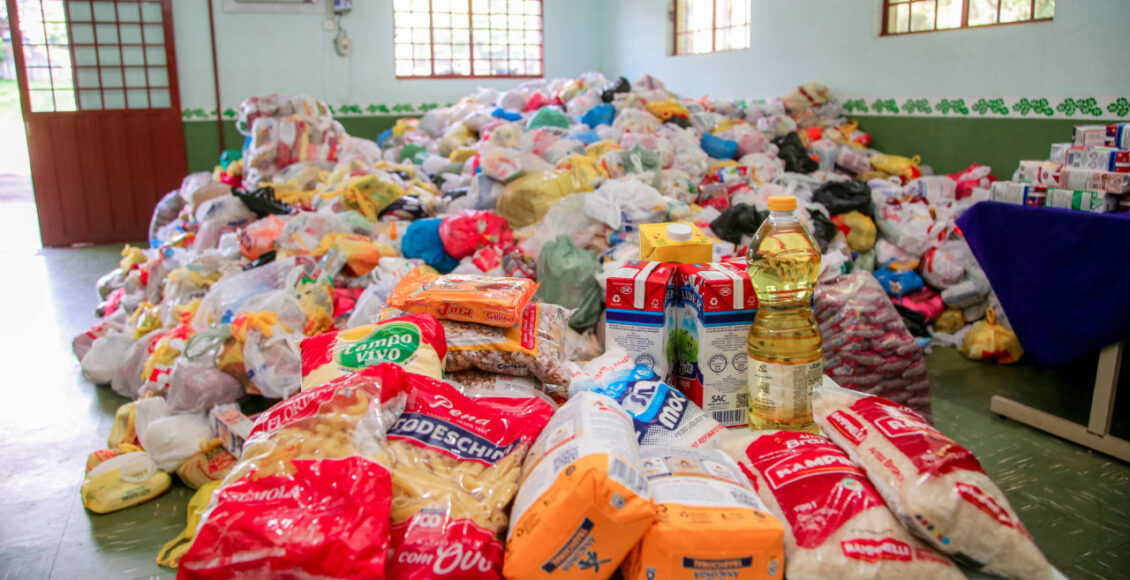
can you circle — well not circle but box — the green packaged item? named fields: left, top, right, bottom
left=619, top=144, right=662, bottom=188
left=535, top=236, right=602, bottom=330
left=526, top=107, right=571, bottom=130
left=399, top=143, right=428, bottom=164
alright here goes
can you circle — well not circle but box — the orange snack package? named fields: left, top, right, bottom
left=388, top=268, right=539, bottom=328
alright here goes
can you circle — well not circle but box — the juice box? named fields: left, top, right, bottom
left=639, top=222, right=713, bottom=264
left=675, top=262, right=758, bottom=427
left=1073, top=125, right=1109, bottom=147
left=1046, top=188, right=1122, bottom=213
left=1064, top=147, right=1130, bottom=173
left=1059, top=169, right=1130, bottom=194
left=211, top=405, right=254, bottom=458
left=605, top=261, right=678, bottom=381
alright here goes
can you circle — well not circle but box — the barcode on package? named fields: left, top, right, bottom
left=553, top=448, right=579, bottom=472
left=608, top=456, right=648, bottom=496
left=712, top=409, right=746, bottom=426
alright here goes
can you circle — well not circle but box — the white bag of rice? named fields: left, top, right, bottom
left=721, top=430, right=962, bottom=580
left=814, top=384, right=1060, bottom=580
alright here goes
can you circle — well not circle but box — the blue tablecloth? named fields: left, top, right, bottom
left=957, top=202, right=1130, bottom=367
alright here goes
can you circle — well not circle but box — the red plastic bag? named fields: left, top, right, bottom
left=179, top=365, right=408, bottom=579
left=385, top=373, right=555, bottom=579
left=894, top=287, right=945, bottom=322
left=948, top=163, right=995, bottom=200
left=438, top=210, right=514, bottom=260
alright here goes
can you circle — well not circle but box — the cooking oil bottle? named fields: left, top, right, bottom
left=746, top=195, right=823, bottom=433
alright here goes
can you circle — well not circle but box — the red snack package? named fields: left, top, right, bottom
left=438, top=209, right=514, bottom=260
left=385, top=374, right=555, bottom=579
left=178, top=365, right=408, bottom=579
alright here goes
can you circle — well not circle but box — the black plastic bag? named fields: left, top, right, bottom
left=232, top=186, right=293, bottom=218
left=772, top=132, right=818, bottom=174
left=664, top=116, right=692, bottom=129
left=894, top=303, right=930, bottom=338
left=379, top=195, right=427, bottom=220
left=808, top=208, right=837, bottom=253
left=243, top=250, right=277, bottom=270
left=601, top=77, right=630, bottom=103
left=813, top=179, right=873, bottom=219
left=710, top=203, right=766, bottom=246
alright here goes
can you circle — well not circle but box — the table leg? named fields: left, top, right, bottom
left=990, top=342, right=1130, bottom=462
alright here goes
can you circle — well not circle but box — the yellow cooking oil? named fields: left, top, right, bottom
left=746, top=196, right=823, bottom=433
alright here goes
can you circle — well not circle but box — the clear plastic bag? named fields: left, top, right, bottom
left=813, top=382, right=1056, bottom=579
left=81, top=332, right=135, bottom=385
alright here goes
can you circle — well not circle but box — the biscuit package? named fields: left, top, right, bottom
left=388, top=268, right=539, bottom=327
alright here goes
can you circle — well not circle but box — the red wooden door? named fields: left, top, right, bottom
left=6, top=0, right=186, bottom=247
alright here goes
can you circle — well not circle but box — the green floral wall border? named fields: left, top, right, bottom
left=182, top=102, right=455, bottom=121
left=841, top=96, right=1129, bottom=120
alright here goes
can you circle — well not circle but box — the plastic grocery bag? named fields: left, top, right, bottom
left=157, top=481, right=220, bottom=568
left=814, top=383, right=1056, bottom=579
left=815, top=272, right=933, bottom=418
left=402, top=218, right=460, bottom=274
left=710, top=203, right=766, bottom=246
left=135, top=398, right=215, bottom=473
left=813, top=179, right=873, bottom=218
left=919, top=239, right=970, bottom=289
left=772, top=133, right=818, bottom=174
left=721, top=431, right=963, bottom=580
left=874, top=263, right=925, bottom=297
left=193, top=256, right=312, bottom=331
left=583, top=176, right=666, bottom=231
left=830, top=210, right=876, bottom=252
left=497, top=170, right=591, bottom=229
left=504, top=392, right=657, bottom=579
left=81, top=332, right=135, bottom=385
left=960, top=308, right=1023, bottom=364
left=623, top=446, right=785, bottom=580
left=536, top=235, right=603, bottom=330
left=81, top=450, right=171, bottom=514
left=438, top=209, right=513, bottom=259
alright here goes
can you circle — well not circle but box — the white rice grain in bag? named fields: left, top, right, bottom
left=721, top=431, right=962, bottom=580
left=814, top=385, right=1059, bottom=580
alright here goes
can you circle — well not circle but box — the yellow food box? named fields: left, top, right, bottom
left=639, top=222, right=713, bottom=264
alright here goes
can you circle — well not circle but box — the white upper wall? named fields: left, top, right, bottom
left=602, top=0, right=1130, bottom=99
left=172, top=0, right=604, bottom=110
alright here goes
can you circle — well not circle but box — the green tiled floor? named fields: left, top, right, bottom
left=1, top=245, right=1128, bottom=579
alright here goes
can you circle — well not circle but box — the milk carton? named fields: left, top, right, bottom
left=675, top=262, right=758, bottom=427
left=605, top=261, right=678, bottom=381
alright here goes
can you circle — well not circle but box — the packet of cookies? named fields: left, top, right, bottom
left=387, top=267, right=539, bottom=327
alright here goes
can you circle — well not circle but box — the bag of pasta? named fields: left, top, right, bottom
left=622, top=447, right=785, bottom=580
left=814, top=384, right=1056, bottom=580
left=384, top=373, right=555, bottom=579
left=388, top=267, right=539, bottom=328
left=721, top=431, right=962, bottom=580
left=299, top=312, right=447, bottom=390
left=439, top=302, right=572, bottom=385
left=504, top=392, right=656, bottom=580
left=178, top=364, right=407, bottom=579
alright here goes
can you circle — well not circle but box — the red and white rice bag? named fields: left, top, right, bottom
left=179, top=364, right=408, bottom=579
left=814, top=386, right=1058, bottom=580
left=721, top=430, right=962, bottom=580
left=384, top=372, right=555, bottom=579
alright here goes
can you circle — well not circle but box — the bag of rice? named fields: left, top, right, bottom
left=384, top=372, right=555, bottom=579
left=388, top=268, right=539, bottom=327
left=572, top=349, right=727, bottom=449
left=299, top=313, right=446, bottom=390
left=440, top=302, right=571, bottom=385
left=504, top=392, right=656, bottom=579
left=814, top=385, right=1057, bottom=580
left=721, top=431, right=962, bottom=580
left=622, top=446, right=786, bottom=580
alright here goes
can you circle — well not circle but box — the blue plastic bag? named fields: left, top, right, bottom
left=701, top=132, right=738, bottom=160
left=376, top=128, right=393, bottom=148
left=402, top=218, right=459, bottom=273
left=874, top=264, right=925, bottom=297
left=580, top=103, right=616, bottom=128
left=570, top=129, right=601, bottom=145
left=491, top=108, right=523, bottom=122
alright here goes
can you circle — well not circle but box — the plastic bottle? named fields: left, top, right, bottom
left=746, top=196, right=823, bottom=432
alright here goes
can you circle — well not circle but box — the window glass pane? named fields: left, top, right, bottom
left=127, top=88, right=148, bottom=108
left=149, top=88, right=170, bottom=108
left=48, top=45, right=71, bottom=67
left=76, top=68, right=99, bottom=88
left=889, top=3, right=910, bottom=33
left=97, top=45, right=120, bottom=65
left=937, top=0, right=962, bottom=29
left=91, top=1, right=114, bottom=21
left=51, top=67, right=73, bottom=88
left=147, top=66, right=167, bottom=86
left=23, top=24, right=47, bottom=45
left=120, top=23, right=142, bottom=44
left=54, top=89, right=76, bottom=111
left=43, top=0, right=66, bottom=21
left=145, top=46, right=166, bottom=65
left=73, top=46, right=97, bottom=65
left=140, top=2, right=162, bottom=23
left=26, top=67, right=53, bottom=89
left=103, top=88, right=125, bottom=109
left=124, top=67, right=146, bottom=87
left=45, top=22, right=68, bottom=44
left=910, top=1, right=936, bottom=32
left=117, top=2, right=140, bottom=22
left=1000, top=0, right=1032, bottom=22
left=122, top=46, right=144, bottom=65
left=969, top=0, right=999, bottom=25
left=79, top=89, right=102, bottom=110
left=1035, top=0, right=1054, bottom=18
left=68, top=1, right=93, bottom=22
left=70, top=23, right=94, bottom=43
left=143, top=23, right=164, bottom=44
left=95, top=23, right=117, bottom=43
left=100, top=67, right=123, bottom=88
left=29, top=90, right=54, bottom=112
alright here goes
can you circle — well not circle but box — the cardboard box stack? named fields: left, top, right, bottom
left=991, top=123, right=1130, bottom=213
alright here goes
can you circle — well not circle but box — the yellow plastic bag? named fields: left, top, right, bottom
left=556, top=153, right=608, bottom=187
left=176, top=439, right=237, bottom=490
left=156, top=481, right=221, bottom=569
left=935, top=308, right=965, bottom=335
left=497, top=170, right=592, bottom=228
left=960, top=308, right=1023, bottom=364
left=86, top=443, right=142, bottom=472
left=585, top=139, right=623, bottom=160
left=645, top=98, right=690, bottom=121
left=312, top=233, right=396, bottom=277
left=326, top=174, right=406, bottom=222
left=870, top=153, right=922, bottom=183
left=108, top=400, right=141, bottom=448
left=830, top=210, right=877, bottom=252
left=81, top=451, right=171, bottom=514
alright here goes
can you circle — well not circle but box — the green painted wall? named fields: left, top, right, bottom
left=850, top=116, right=1125, bottom=177
left=182, top=116, right=411, bottom=173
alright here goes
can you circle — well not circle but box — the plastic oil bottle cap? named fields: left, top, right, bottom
left=666, top=223, right=694, bottom=241
left=767, top=196, right=797, bottom=211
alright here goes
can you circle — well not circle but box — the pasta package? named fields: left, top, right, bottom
left=299, top=312, right=446, bottom=390
left=504, top=392, right=656, bottom=580
left=384, top=374, right=555, bottom=579
left=442, top=302, right=571, bottom=385
left=178, top=364, right=406, bottom=579
left=623, top=447, right=786, bottom=580
left=814, top=387, right=1056, bottom=580
left=388, top=268, right=539, bottom=327
left=721, top=431, right=962, bottom=580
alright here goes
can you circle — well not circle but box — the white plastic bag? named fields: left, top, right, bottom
left=583, top=176, right=666, bottom=231
left=166, top=358, right=245, bottom=414
left=920, top=240, right=971, bottom=289
left=81, top=332, right=135, bottom=385
left=135, top=398, right=215, bottom=472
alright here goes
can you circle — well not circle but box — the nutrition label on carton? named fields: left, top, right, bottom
left=747, top=357, right=823, bottom=423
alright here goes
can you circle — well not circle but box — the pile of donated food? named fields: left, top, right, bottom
left=72, top=72, right=1049, bottom=579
